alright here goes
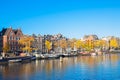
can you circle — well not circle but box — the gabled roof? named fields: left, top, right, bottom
left=0, top=27, right=23, bottom=36
left=4, top=28, right=12, bottom=35
left=13, top=30, right=18, bottom=34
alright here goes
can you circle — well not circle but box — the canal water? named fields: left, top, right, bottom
left=0, top=54, right=120, bottom=80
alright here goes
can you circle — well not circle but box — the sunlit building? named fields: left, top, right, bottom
left=0, top=27, right=23, bottom=52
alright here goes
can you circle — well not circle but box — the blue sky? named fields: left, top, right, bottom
left=0, top=0, right=120, bottom=38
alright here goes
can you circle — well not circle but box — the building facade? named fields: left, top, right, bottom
left=0, top=27, right=23, bottom=52
left=32, top=34, right=43, bottom=53
left=83, top=35, right=99, bottom=41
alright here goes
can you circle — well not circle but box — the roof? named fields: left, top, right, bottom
left=0, top=27, right=23, bottom=36
left=83, top=35, right=99, bottom=40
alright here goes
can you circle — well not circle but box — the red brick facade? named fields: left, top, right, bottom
left=0, top=27, right=23, bottom=52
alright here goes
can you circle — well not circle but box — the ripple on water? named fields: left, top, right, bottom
left=0, top=54, right=120, bottom=80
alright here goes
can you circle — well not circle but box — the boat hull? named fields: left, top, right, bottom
left=0, top=58, right=8, bottom=64
left=0, top=56, right=35, bottom=64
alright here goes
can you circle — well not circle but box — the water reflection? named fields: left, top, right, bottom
left=0, top=54, right=120, bottom=80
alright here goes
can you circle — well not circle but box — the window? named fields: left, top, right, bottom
left=16, top=42, right=18, bottom=45
left=16, top=37, right=19, bottom=40
left=9, top=36, right=12, bottom=40
left=13, top=37, right=14, bottom=40
left=10, top=31, right=13, bottom=36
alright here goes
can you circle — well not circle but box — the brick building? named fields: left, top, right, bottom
left=0, top=27, right=23, bottom=52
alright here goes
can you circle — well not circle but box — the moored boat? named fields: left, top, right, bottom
left=0, top=57, right=8, bottom=64
left=0, top=55, right=36, bottom=64
left=47, top=54, right=60, bottom=59
left=6, top=56, right=32, bottom=63
left=21, top=56, right=32, bottom=62
left=35, top=53, right=41, bottom=59
left=8, top=59, right=22, bottom=63
left=90, top=53, right=97, bottom=56
left=79, top=52, right=91, bottom=56
left=31, top=56, right=36, bottom=60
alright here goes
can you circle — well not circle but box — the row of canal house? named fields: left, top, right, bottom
left=0, top=27, right=67, bottom=54
left=0, top=27, right=101, bottom=54
left=32, top=34, right=68, bottom=53
left=0, top=27, right=120, bottom=54
left=25, top=34, right=120, bottom=53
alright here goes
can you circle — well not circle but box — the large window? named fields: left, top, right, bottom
left=16, top=37, right=20, bottom=40
left=9, top=36, right=12, bottom=40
